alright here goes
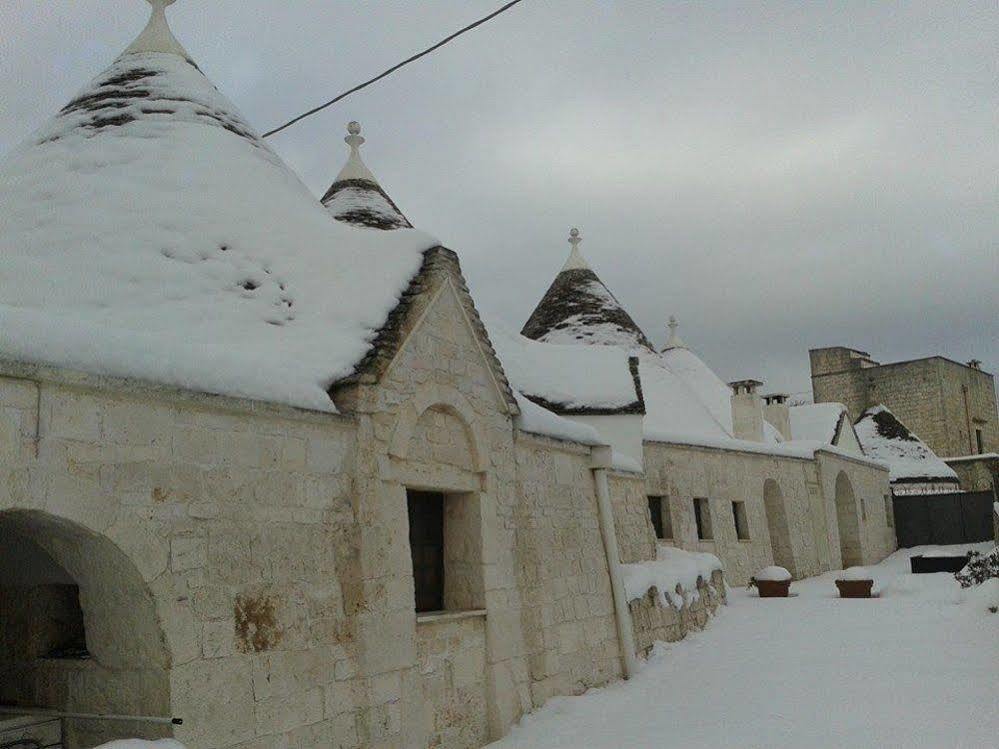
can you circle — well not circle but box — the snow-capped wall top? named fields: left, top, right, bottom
left=321, top=122, right=412, bottom=230
left=0, top=9, right=435, bottom=412
left=521, top=229, right=655, bottom=352
left=790, top=402, right=848, bottom=443
left=854, top=406, right=959, bottom=483
left=486, top=317, right=642, bottom=414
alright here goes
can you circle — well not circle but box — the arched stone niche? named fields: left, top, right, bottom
left=0, top=509, right=172, bottom=748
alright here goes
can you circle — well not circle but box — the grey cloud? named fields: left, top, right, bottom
left=2, top=0, right=995, bottom=397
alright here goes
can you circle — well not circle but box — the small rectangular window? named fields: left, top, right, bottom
left=884, top=494, right=894, bottom=528
left=732, top=501, right=750, bottom=540
left=976, top=428, right=984, bottom=454
left=861, top=495, right=867, bottom=521
left=407, top=490, right=444, bottom=613
left=693, top=497, right=713, bottom=540
left=648, top=496, right=673, bottom=540
left=648, top=496, right=664, bottom=539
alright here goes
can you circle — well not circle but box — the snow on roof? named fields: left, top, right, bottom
left=658, top=344, right=737, bottom=435
left=512, top=391, right=603, bottom=446
left=486, top=318, right=642, bottom=414
left=854, top=406, right=959, bottom=483
left=0, top=4, right=435, bottom=412
left=320, top=121, right=412, bottom=230
left=521, top=229, right=655, bottom=352
left=639, top=354, right=732, bottom=443
left=790, top=402, right=848, bottom=443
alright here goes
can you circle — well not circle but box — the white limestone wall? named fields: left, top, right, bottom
left=643, top=442, right=816, bottom=585
left=511, top=433, right=625, bottom=708
left=0, top=369, right=362, bottom=749
left=815, top=452, right=895, bottom=568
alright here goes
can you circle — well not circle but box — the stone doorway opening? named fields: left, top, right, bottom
left=834, top=472, right=863, bottom=568
left=763, top=479, right=794, bottom=575
left=0, top=510, right=171, bottom=748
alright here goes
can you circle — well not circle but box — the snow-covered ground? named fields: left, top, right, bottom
left=491, top=543, right=998, bottom=749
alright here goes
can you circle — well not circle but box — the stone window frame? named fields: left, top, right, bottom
left=647, top=495, right=673, bottom=540
left=883, top=493, right=894, bottom=528
left=383, top=383, right=492, bottom=621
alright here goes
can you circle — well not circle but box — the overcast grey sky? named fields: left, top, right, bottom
left=2, top=1, right=996, bottom=397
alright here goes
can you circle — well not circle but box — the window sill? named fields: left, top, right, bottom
left=416, top=609, right=487, bottom=625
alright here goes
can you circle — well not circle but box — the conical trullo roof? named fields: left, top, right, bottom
left=321, top=122, right=412, bottom=230
left=521, top=229, right=654, bottom=352
left=0, top=0, right=433, bottom=411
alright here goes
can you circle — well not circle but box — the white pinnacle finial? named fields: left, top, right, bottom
left=124, top=0, right=189, bottom=58
left=664, top=315, right=687, bottom=351
left=561, top=227, right=590, bottom=271
left=335, top=121, right=377, bottom=182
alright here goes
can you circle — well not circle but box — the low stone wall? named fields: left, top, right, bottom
left=415, top=613, right=488, bottom=749
left=628, top=569, right=726, bottom=657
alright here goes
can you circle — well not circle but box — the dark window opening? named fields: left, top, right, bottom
left=407, top=490, right=444, bottom=613
left=648, top=497, right=673, bottom=541
left=694, top=497, right=713, bottom=540
left=976, top=428, right=984, bottom=454
left=648, top=496, right=664, bottom=539
left=732, top=501, right=750, bottom=540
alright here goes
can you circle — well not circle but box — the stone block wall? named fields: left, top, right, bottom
left=416, top=614, right=488, bottom=749
left=816, top=452, right=896, bottom=568
left=0, top=371, right=364, bottom=749
left=811, top=352, right=999, bottom=460
left=608, top=471, right=657, bottom=564
left=629, top=569, right=726, bottom=657
left=643, top=443, right=815, bottom=584
left=511, top=434, right=623, bottom=709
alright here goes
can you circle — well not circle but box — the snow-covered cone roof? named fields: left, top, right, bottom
left=321, top=122, right=412, bottom=230
left=790, top=402, right=850, bottom=443
left=0, top=1, right=435, bottom=411
left=521, top=229, right=655, bottom=352
left=854, top=406, right=959, bottom=484
left=486, top=317, right=644, bottom=415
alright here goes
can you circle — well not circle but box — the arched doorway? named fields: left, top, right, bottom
left=834, top=472, right=863, bottom=568
left=0, top=510, right=171, bottom=748
left=763, top=479, right=795, bottom=574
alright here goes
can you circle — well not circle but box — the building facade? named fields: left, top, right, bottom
left=810, top=347, right=998, bottom=460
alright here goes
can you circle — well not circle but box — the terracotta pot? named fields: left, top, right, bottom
left=755, top=579, right=791, bottom=597
left=835, top=579, right=874, bottom=598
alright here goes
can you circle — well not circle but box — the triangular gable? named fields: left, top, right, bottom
left=330, top=246, right=518, bottom=415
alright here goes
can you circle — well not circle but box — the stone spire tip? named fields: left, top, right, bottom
left=664, top=315, right=687, bottom=351
left=124, top=0, right=188, bottom=58
left=561, top=227, right=589, bottom=271
left=335, top=121, right=377, bottom=183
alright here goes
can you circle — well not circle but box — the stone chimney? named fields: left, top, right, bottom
left=968, top=359, right=982, bottom=370
left=729, top=379, right=765, bottom=442
left=762, top=393, right=792, bottom=440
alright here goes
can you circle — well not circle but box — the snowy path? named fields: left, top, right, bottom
left=491, top=544, right=998, bottom=749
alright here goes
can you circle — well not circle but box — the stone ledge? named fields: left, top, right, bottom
left=416, top=609, right=487, bottom=626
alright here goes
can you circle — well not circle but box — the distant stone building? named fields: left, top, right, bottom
left=810, top=347, right=998, bottom=489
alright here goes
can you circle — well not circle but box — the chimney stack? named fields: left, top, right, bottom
left=968, top=359, right=982, bottom=370
left=729, top=379, right=765, bottom=442
left=762, top=393, right=792, bottom=440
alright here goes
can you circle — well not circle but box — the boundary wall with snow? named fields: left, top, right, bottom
left=643, top=441, right=895, bottom=585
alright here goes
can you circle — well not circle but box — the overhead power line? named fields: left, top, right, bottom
left=262, top=0, right=527, bottom=138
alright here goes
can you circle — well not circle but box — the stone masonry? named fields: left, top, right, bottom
left=810, top=347, right=998, bottom=461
